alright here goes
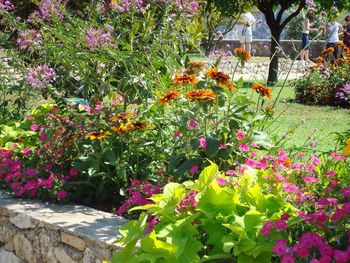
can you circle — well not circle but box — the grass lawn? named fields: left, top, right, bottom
left=254, top=83, right=350, bottom=152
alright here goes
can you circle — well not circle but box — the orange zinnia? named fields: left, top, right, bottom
left=234, top=48, right=251, bottom=61
left=160, top=90, right=181, bottom=104
left=185, top=61, right=206, bottom=75
left=112, top=121, right=147, bottom=136
left=252, top=83, right=272, bottom=99
left=186, top=89, right=216, bottom=102
left=173, top=73, right=198, bottom=87
left=205, top=68, right=236, bottom=92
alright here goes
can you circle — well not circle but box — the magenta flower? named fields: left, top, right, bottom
left=325, top=170, right=336, bottom=178
left=283, top=183, right=298, bottom=193
left=274, top=220, right=287, bottom=231
left=27, top=65, right=56, bottom=90
left=199, top=137, right=207, bottom=149
left=188, top=119, right=198, bottom=129
left=310, top=156, right=321, bottom=165
left=69, top=167, right=78, bottom=177
left=30, top=124, right=39, bottom=131
left=56, top=190, right=68, bottom=200
left=331, top=152, right=346, bottom=161
left=236, top=129, right=245, bottom=140
left=261, top=221, right=273, bottom=235
left=239, top=144, right=250, bottom=152
left=174, top=130, right=182, bottom=139
left=189, top=165, right=199, bottom=174
left=273, top=239, right=288, bottom=256
left=281, top=255, right=295, bottom=263
left=216, top=177, right=227, bottom=187
left=340, top=187, right=350, bottom=198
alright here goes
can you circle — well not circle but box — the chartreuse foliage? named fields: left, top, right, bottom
left=111, top=163, right=296, bottom=263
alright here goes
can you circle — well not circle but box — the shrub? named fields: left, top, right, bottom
left=293, top=42, right=350, bottom=108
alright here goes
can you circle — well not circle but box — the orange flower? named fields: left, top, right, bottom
left=109, top=113, right=134, bottom=122
left=186, top=89, right=216, bottom=102
left=86, top=130, right=111, bottom=140
left=111, top=121, right=147, bottom=136
left=320, top=47, right=334, bottom=57
left=160, top=90, right=181, bottom=104
left=173, top=73, right=198, bottom=87
left=315, top=56, right=323, bottom=64
left=234, top=48, right=251, bottom=61
left=252, top=83, right=272, bottom=99
left=185, top=61, right=206, bottom=75
left=205, top=68, right=236, bottom=92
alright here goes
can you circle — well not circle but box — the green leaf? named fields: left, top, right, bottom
left=237, top=253, right=255, bottom=263
left=141, top=231, right=177, bottom=258
left=192, top=163, right=219, bottom=192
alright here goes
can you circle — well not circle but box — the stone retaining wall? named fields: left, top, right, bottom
left=214, top=40, right=326, bottom=59
left=0, top=194, right=125, bottom=263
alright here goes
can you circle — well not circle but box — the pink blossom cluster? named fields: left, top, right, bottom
left=117, top=180, right=162, bottom=215
left=274, top=232, right=350, bottom=263
left=17, top=29, right=43, bottom=52
left=0, top=0, right=14, bottom=10
left=27, top=65, right=56, bottom=89
left=177, top=190, right=198, bottom=212
left=85, top=27, right=113, bottom=50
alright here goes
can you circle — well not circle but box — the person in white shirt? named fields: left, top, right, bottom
left=326, top=18, right=343, bottom=58
left=236, top=12, right=256, bottom=55
left=300, top=12, right=316, bottom=63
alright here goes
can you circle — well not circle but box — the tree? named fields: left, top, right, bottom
left=256, top=0, right=350, bottom=85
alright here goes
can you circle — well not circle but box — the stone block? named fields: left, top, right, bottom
left=13, top=233, right=35, bottom=263
left=0, top=248, right=24, bottom=263
left=10, top=214, right=35, bottom=229
left=54, top=247, right=76, bottom=263
left=61, top=232, right=86, bottom=251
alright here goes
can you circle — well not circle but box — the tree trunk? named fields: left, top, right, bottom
left=268, top=30, right=281, bottom=85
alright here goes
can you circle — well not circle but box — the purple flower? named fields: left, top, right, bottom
left=28, top=0, right=65, bottom=22
left=305, top=0, right=313, bottom=6
left=0, top=0, right=15, bottom=10
left=27, top=65, right=56, bottom=89
left=331, top=6, right=338, bottom=13
left=17, top=29, right=42, bottom=52
left=111, top=0, right=144, bottom=13
left=334, top=83, right=350, bottom=106
left=85, top=27, right=113, bottom=50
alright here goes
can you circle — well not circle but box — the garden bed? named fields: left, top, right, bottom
left=0, top=193, right=125, bottom=263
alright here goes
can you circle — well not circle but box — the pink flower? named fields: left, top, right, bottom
left=310, top=156, right=321, bottom=165
left=274, top=220, right=287, bottom=231
left=199, top=137, right=207, bottom=149
left=334, top=250, right=349, bottom=263
left=188, top=119, right=198, bottom=129
left=281, top=255, right=295, bottom=263
left=273, top=239, right=288, bottom=256
left=95, top=104, right=103, bottom=110
left=226, top=170, right=236, bottom=176
left=69, top=167, right=78, bottom=177
left=56, top=190, right=68, bottom=200
left=340, top=187, right=350, bottom=198
left=281, top=213, right=290, bottom=221
left=131, top=179, right=141, bottom=186
left=21, top=148, right=33, bottom=156
left=174, top=130, right=182, bottom=139
left=30, top=124, right=39, bottom=131
left=283, top=183, right=298, bottom=193
left=216, top=177, right=227, bottom=187
left=303, top=176, right=319, bottom=183
left=331, top=152, right=347, bottom=161
left=236, top=129, right=245, bottom=140
left=10, top=182, right=21, bottom=190
left=189, top=166, right=199, bottom=174
left=219, top=143, right=226, bottom=148
left=305, top=164, right=315, bottom=171
left=325, top=170, right=336, bottom=178
left=39, top=131, right=47, bottom=141
left=239, top=144, right=250, bottom=152
left=261, top=221, right=273, bottom=235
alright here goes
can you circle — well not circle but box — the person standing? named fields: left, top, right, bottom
left=300, top=13, right=315, bottom=63
left=326, top=18, right=343, bottom=58
left=236, top=12, right=256, bottom=55
left=343, top=15, right=350, bottom=48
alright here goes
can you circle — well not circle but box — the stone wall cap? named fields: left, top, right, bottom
left=0, top=193, right=126, bottom=246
